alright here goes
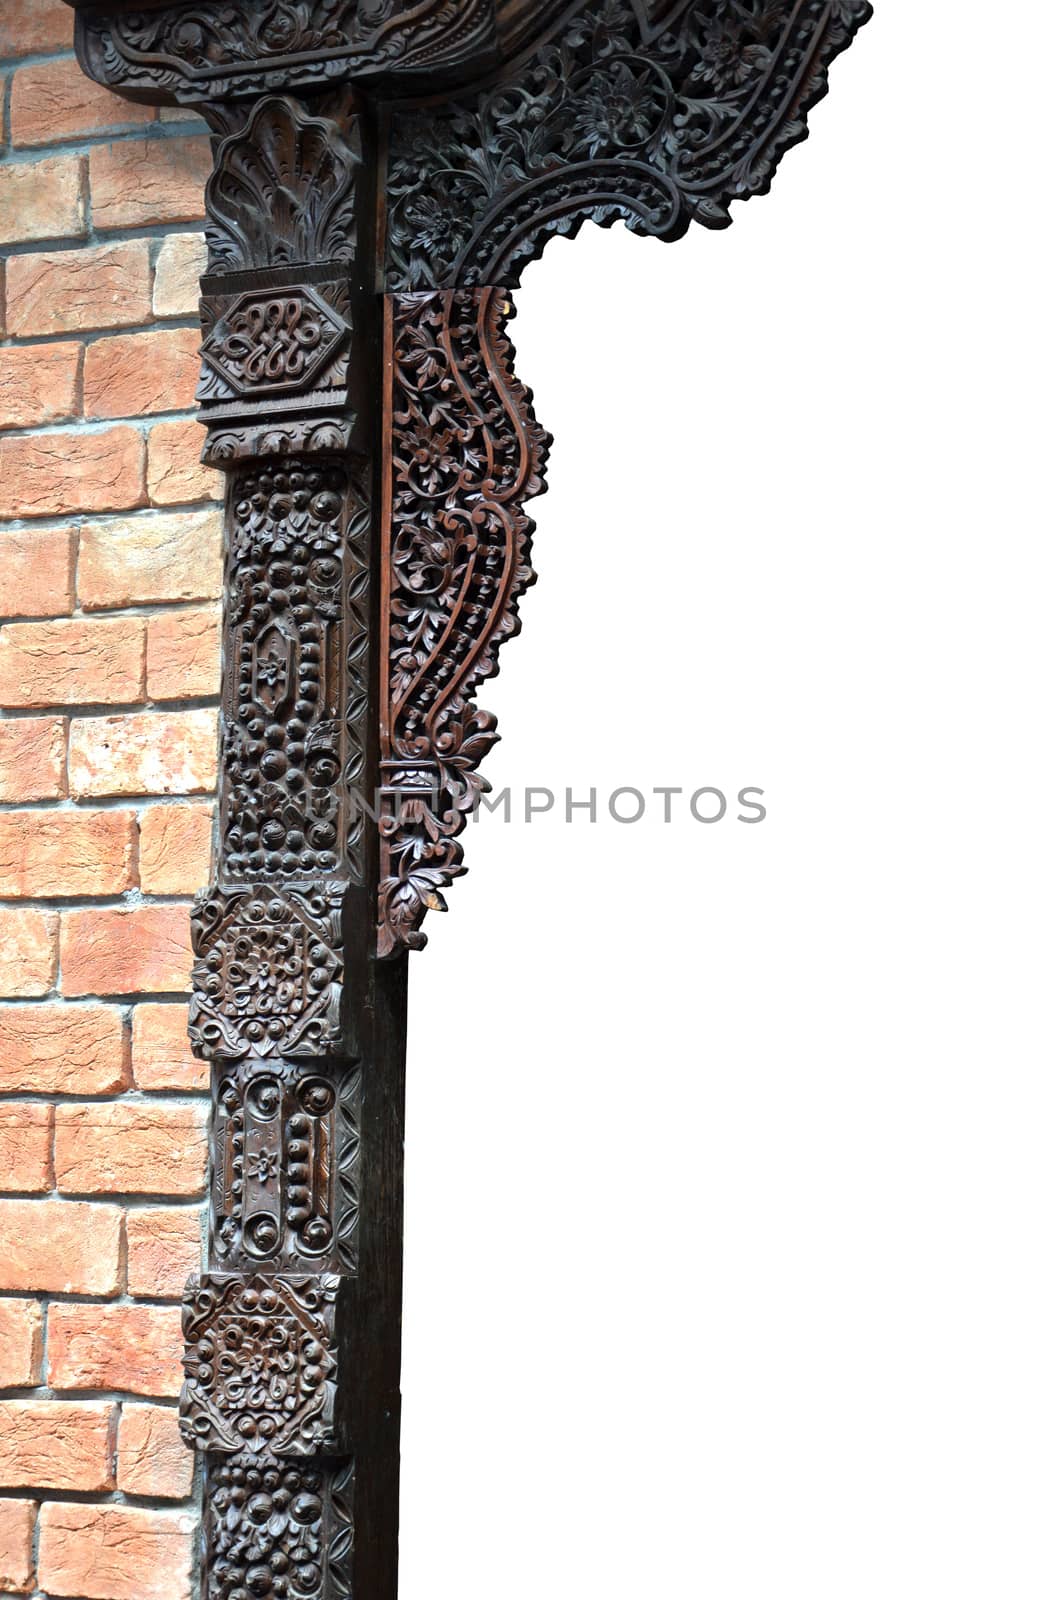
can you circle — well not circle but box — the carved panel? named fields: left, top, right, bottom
left=213, top=1061, right=361, bottom=1271
left=200, top=284, right=350, bottom=404
left=190, top=883, right=347, bottom=1060
left=216, top=458, right=370, bottom=888
left=385, top=0, right=872, bottom=287
left=206, top=1454, right=354, bottom=1600
left=181, top=1273, right=353, bottom=1455
left=378, top=287, right=549, bottom=955
left=77, top=0, right=499, bottom=103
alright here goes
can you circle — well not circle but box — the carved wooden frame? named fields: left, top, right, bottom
left=64, top=3, right=872, bottom=1593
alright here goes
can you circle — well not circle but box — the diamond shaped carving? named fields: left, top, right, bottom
left=180, top=1273, right=352, bottom=1456
left=201, top=286, right=346, bottom=397
left=189, top=883, right=346, bottom=1061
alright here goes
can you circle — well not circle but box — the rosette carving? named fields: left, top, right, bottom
left=189, top=883, right=347, bottom=1060
left=180, top=1273, right=352, bottom=1456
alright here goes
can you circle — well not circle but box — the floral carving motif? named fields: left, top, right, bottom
left=181, top=1274, right=352, bottom=1455
left=385, top=0, right=872, bottom=286
left=190, top=884, right=347, bottom=1060
left=78, top=0, right=498, bottom=102
left=204, top=97, right=364, bottom=274
left=378, top=288, right=549, bottom=955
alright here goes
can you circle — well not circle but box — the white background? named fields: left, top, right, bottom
left=400, top=5, right=1063, bottom=1595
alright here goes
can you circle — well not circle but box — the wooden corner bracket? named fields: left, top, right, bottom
left=63, top=1, right=872, bottom=1593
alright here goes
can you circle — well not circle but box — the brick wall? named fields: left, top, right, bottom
left=0, top=5, right=217, bottom=1596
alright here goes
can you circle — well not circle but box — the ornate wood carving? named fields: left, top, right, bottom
left=64, top=1, right=871, bottom=1593
left=378, top=287, right=549, bottom=955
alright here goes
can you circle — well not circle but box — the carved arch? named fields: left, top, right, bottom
left=376, top=0, right=870, bottom=952
left=384, top=0, right=872, bottom=289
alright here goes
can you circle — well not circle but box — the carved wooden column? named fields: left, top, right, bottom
left=65, top=3, right=871, bottom=1595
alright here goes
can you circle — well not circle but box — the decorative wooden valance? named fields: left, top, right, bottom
left=65, top=3, right=872, bottom=1593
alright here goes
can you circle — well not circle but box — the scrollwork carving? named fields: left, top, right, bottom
left=200, top=285, right=349, bottom=401
left=385, top=0, right=872, bottom=287
left=378, top=286, right=549, bottom=955
left=77, top=0, right=498, bottom=103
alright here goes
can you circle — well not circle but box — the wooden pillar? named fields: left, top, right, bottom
left=63, top=4, right=872, bottom=1594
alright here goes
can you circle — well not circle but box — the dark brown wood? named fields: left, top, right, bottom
left=63, top=2, right=872, bottom=1594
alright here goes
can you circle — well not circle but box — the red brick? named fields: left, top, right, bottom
left=68, top=708, right=217, bottom=799
left=0, top=155, right=85, bottom=247
left=0, top=527, right=75, bottom=616
left=131, top=1003, right=205, bottom=1092
left=147, top=607, right=222, bottom=701
left=38, top=1503, right=194, bottom=1600
left=0, top=426, right=145, bottom=518
left=83, top=328, right=201, bottom=421
left=152, top=232, right=207, bottom=318
left=147, top=416, right=222, bottom=505
left=60, top=905, right=193, bottom=996
left=0, top=1497, right=35, bottom=1592
left=0, top=717, right=66, bottom=803
left=0, top=1005, right=128, bottom=1095
left=0, top=909, right=58, bottom=998
left=78, top=509, right=223, bottom=609
left=0, top=343, right=81, bottom=432
left=90, top=137, right=211, bottom=229
left=0, top=1199, right=121, bottom=1294
left=139, top=803, right=214, bottom=894
left=117, top=1404, right=194, bottom=1498
left=10, top=57, right=155, bottom=147
left=125, top=1206, right=202, bottom=1298
left=5, top=240, right=152, bottom=337
left=0, top=617, right=144, bottom=709
left=0, top=1302, right=44, bottom=1388
left=0, top=0, right=72, bottom=56
left=0, top=810, right=136, bottom=898
left=48, top=1304, right=183, bottom=1398
left=0, top=1403, right=114, bottom=1492
left=0, top=1105, right=54, bottom=1194
left=54, top=1102, right=208, bottom=1198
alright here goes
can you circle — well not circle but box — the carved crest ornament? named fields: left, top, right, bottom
left=65, top=0, right=871, bottom=1590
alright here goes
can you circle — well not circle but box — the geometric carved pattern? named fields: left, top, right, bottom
left=189, top=884, right=347, bottom=1060
left=78, top=1, right=499, bottom=104
left=385, top=0, right=872, bottom=288
left=214, top=1062, right=361, bottom=1272
left=200, top=286, right=348, bottom=400
left=180, top=1273, right=352, bottom=1456
left=378, top=287, right=550, bottom=955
